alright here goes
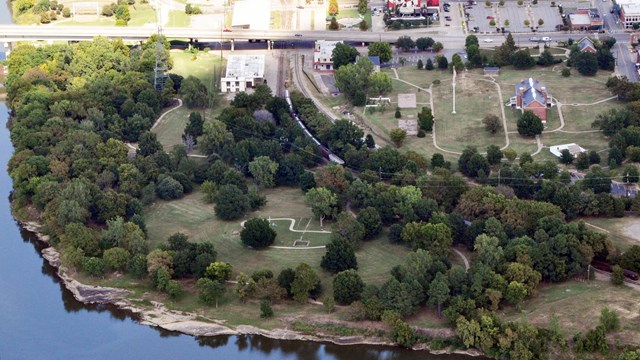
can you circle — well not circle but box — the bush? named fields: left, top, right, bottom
left=417, top=129, right=426, bottom=138
left=241, top=218, right=276, bottom=249
left=156, top=176, right=184, bottom=200
left=324, top=296, right=336, bottom=313
left=260, top=300, right=274, bottom=318
left=103, top=247, right=131, bottom=271
left=561, top=68, right=571, bottom=77
left=83, top=257, right=106, bottom=277
left=214, top=184, right=249, bottom=220
left=165, top=280, right=184, bottom=299
left=333, top=269, right=365, bottom=305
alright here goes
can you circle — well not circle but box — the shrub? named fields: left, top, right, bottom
left=260, top=300, right=274, bottom=318
left=83, top=257, right=106, bottom=277
left=241, top=218, right=276, bottom=249
left=156, top=176, right=184, bottom=200
left=561, top=68, right=571, bottom=77
left=417, top=129, right=426, bottom=138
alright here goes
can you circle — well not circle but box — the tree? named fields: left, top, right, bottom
left=537, top=49, right=555, bottom=66
left=436, top=55, right=448, bottom=69
left=179, top=75, right=209, bottom=108
left=505, top=281, right=527, bottom=309
left=103, top=247, right=131, bottom=271
left=428, top=272, right=450, bottom=317
left=425, top=58, right=434, bottom=70
left=486, top=145, right=503, bottom=165
left=291, top=263, right=321, bottom=303
left=575, top=52, right=599, bottom=76
left=332, top=212, right=365, bottom=248
left=597, top=47, right=615, bottom=70
left=503, top=148, right=517, bottom=162
left=329, top=0, right=338, bottom=15
left=395, top=108, right=402, bottom=119
left=390, top=128, right=407, bottom=147
left=458, top=147, right=490, bottom=178
left=241, top=218, right=276, bottom=249
left=357, top=207, right=382, bottom=240
left=600, top=307, right=620, bottom=332
left=277, top=268, right=296, bottom=298
left=612, top=265, right=625, bottom=285
left=156, top=176, right=184, bottom=200
left=368, top=42, right=392, bottom=63
left=575, top=152, right=590, bottom=170
left=432, top=42, right=444, bottom=52
left=205, top=261, right=233, bottom=283
left=418, top=107, right=434, bottom=132
left=214, top=184, right=249, bottom=220
left=482, top=114, right=501, bottom=134
left=560, top=149, right=574, bottom=164
left=396, top=36, right=415, bottom=52
left=416, top=37, right=434, bottom=51
left=248, top=156, right=278, bottom=189
left=583, top=166, right=611, bottom=194
left=196, top=278, right=225, bottom=307
left=517, top=111, right=544, bottom=136
left=401, top=222, right=453, bottom=257
left=305, top=187, right=338, bottom=227
left=83, top=257, right=106, bottom=277
left=622, top=165, right=640, bottom=183
left=511, top=49, right=536, bottom=69
left=137, top=131, right=163, bottom=156
left=333, top=269, right=365, bottom=305
left=368, top=72, right=393, bottom=95
left=200, top=119, right=233, bottom=155
left=335, top=58, right=373, bottom=106
left=260, top=300, right=274, bottom=318
left=321, top=238, right=358, bottom=273
left=332, top=43, right=359, bottom=70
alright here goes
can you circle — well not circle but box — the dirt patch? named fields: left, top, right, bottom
left=622, top=223, right=640, bottom=243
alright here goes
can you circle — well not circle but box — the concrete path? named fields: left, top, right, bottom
left=151, top=98, right=183, bottom=131
left=267, top=218, right=331, bottom=234
left=452, top=248, right=470, bottom=271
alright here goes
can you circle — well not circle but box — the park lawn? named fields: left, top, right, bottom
left=271, top=10, right=282, bottom=30
left=127, top=4, right=157, bottom=26
left=578, top=217, right=640, bottom=252
left=504, top=135, right=539, bottom=158
left=431, top=74, right=506, bottom=153
left=170, top=51, right=226, bottom=92
left=559, top=99, right=622, bottom=132
left=502, top=279, right=640, bottom=345
left=166, top=10, right=191, bottom=27
left=394, top=67, right=452, bottom=90
left=492, top=66, right=615, bottom=105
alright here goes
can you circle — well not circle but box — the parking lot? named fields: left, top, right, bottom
left=467, top=5, right=497, bottom=33
left=498, top=3, right=530, bottom=33
left=531, top=5, right=563, bottom=32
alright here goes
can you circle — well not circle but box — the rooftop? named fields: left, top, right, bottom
left=224, top=54, right=265, bottom=79
left=622, top=3, right=640, bottom=14
left=550, top=143, right=587, bottom=157
left=569, top=13, right=591, bottom=26
left=578, top=37, right=596, bottom=51
left=515, top=78, right=548, bottom=107
left=315, top=40, right=342, bottom=58
left=231, top=0, right=271, bottom=30
left=368, top=56, right=381, bottom=66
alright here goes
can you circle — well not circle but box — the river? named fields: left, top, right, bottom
left=0, top=8, right=475, bottom=360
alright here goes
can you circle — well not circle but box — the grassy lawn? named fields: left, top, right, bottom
left=144, top=186, right=411, bottom=295
left=166, top=10, right=191, bottom=27
left=502, top=279, right=640, bottom=345
left=431, top=74, right=506, bottom=153
left=541, top=131, right=609, bottom=156
left=127, top=4, right=157, bottom=26
left=271, top=10, right=282, bottom=29
left=169, top=51, right=226, bottom=92
left=559, top=99, right=622, bottom=132
left=578, top=217, right=640, bottom=252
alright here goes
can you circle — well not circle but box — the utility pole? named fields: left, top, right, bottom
left=452, top=66, right=457, bottom=114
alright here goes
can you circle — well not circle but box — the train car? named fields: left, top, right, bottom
left=624, top=269, right=639, bottom=281
left=285, top=89, right=345, bottom=165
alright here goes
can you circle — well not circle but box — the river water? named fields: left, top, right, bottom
left=0, top=7, right=475, bottom=360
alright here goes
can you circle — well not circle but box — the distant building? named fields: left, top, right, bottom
left=615, top=0, right=640, bottom=28
left=510, top=78, right=552, bottom=123
left=313, top=40, right=342, bottom=71
left=569, top=8, right=603, bottom=30
left=368, top=56, right=381, bottom=72
left=231, top=0, right=271, bottom=30
left=221, top=54, right=265, bottom=93
left=550, top=143, right=587, bottom=158
left=577, top=37, right=597, bottom=53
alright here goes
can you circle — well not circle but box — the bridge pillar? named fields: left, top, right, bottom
left=267, top=40, right=271, bottom=50
left=231, top=39, right=234, bottom=51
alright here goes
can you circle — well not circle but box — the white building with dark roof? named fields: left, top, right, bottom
left=313, top=40, right=342, bottom=71
left=221, top=54, right=265, bottom=93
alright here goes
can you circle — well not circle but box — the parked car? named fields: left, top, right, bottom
left=445, top=16, right=452, bottom=20
left=486, top=15, right=494, bottom=19
left=483, top=38, right=494, bottom=42
left=444, top=8, right=450, bottom=12
left=223, top=28, right=232, bottom=32
left=295, top=33, right=303, bottom=37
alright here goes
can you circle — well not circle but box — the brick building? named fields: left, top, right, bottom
left=510, top=78, right=552, bottom=123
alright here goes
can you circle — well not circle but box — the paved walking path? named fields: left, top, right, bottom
left=452, top=248, right=470, bottom=271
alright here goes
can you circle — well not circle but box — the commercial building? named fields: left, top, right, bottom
left=616, top=0, right=640, bottom=28
left=221, top=54, right=265, bottom=93
left=510, top=78, right=552, bottom=123
left=313, top=40, right=342, bottom=71
left=568, top=8, right=603, bottom=30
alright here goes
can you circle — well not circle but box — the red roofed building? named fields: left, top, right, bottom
left=510, top=78, right=552, bottom=123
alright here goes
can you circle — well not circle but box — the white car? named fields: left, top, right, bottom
left=483, top=38, right=494, bottom=43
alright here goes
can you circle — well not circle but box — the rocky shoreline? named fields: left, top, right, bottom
left=21, top=220, right=483, bottom=357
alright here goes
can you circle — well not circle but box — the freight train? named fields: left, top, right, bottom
left=592, top=260, right=639, bottom=281
left=284, top=90, right=345, bottom=165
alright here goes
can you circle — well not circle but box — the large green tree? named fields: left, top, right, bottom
left=332, top=42, right=359, bottom=70
left=291, top=263, right=321, bottom=303
left=214, top=184, right=249, bottom=220
left=333, top=269, right=365, bottom=305
left=368, top=42, right=392, bottom=63
left=248, top=156, right=279, bottom=189
left=241, top=218, right=277, bottom=249
left=305, top=187, right=338, bottom=227
left=321, top=238, right=358, bottom=273
left=517, top=110, right=544, bottom=137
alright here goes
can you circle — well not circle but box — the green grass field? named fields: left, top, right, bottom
left=144, top=186, right=412, bottom=294
left=170, top=51, right=226, bottom=92
left=503, top=279, right=640, bottom=345
left=166, top=10, right=190, bottom=27
left=558, top=100, right=621, bottom=132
